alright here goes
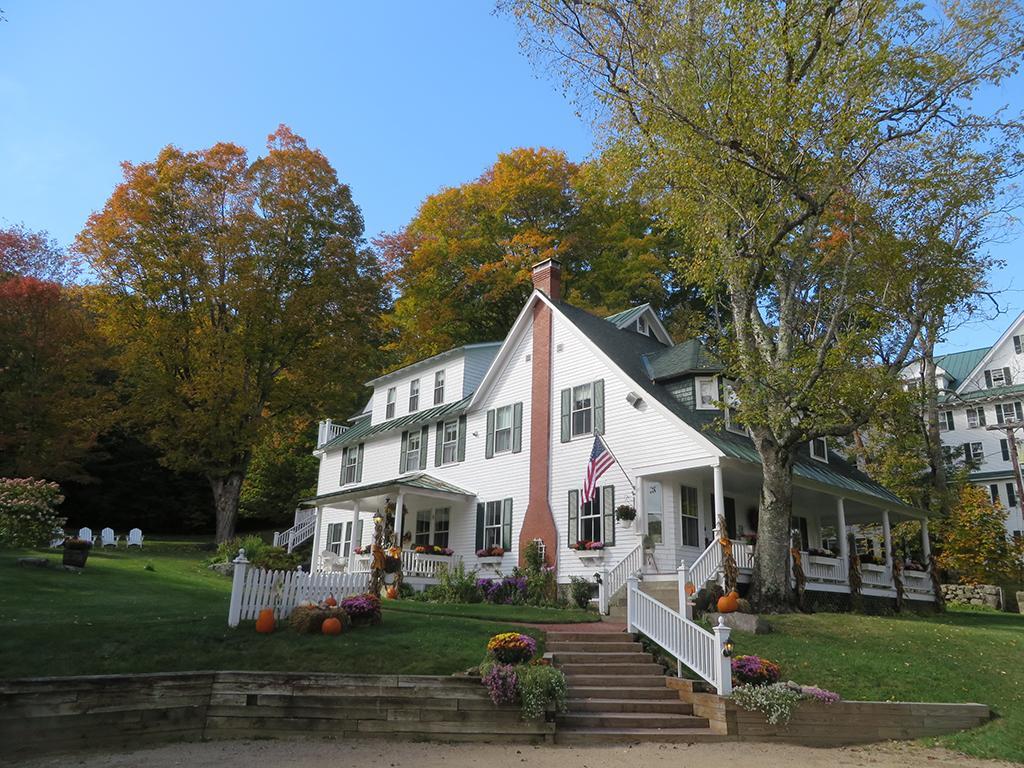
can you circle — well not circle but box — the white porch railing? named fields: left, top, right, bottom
left=316, top=419, right=347, bottom=448
left=597, top=543, right=643, bottom=614
left=802, top=553, right=847, bottom=583
left=901, top=568, right=932, bottom=595
left=689, top=537, right=724, bottom=590
left=626, top=577, right=732, bottom=695
left=347, top=549, right=458, bottom=578
left=227, top=549, right=369, bottom=627
left=273, top=509, right=316, bottom=552
left=732, top=541, right=755, bottom=570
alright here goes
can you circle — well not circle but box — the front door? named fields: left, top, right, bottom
left=644, top=480, right=663, bottom=548
left=710, top=494, right=738, bottom=539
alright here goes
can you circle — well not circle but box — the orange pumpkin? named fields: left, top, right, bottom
left=321, top=617, right=343, bottom=635
left=386, top=585, right=398, bottom=600
left=255, top=608, right=276, bottom=634
left=323, top=594, right=337, bottom=607
left=684, top=582, right=696, bottom=596
left=717, top=591, right=740, bottom=614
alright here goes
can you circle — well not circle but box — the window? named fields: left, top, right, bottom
left=571, top=383, right=593, bottom=436
left=1015, top=335, right=1023, bottom=354
left=441, top=419, right=458, bottom=464
left=1002, top=439, right=1011, bottom=462
left=405, top=430, right=421, bottom=472
left=326, top=521, right=352, bottom=556
left=964, top=441, right=984, bottom=465
left=985, top=367, right=1012, bottom=388
left=939, top=410, right=954, bottom=431
left=579, top=496, right=601, bottom=542
left=942, top=445, right=954, bottom=467
left=409, top=379, right=420, bottom=412
left=343, top=447, right=358, bottom=484
left=680, top=485, right=699, bottom=547
left=636, top=316, right=649, bottom=336
left=434, top=370, right=445, bottom=405
left=819, top=525, right=839, bottom=554
left=434, top=507, right=450, bottom=547
left=493, top=405, right=513, bottom=453
left=995, top=401, right=1023, bottom=424
left=810, top=437, right=828, bottom=462
left=696, top=376, right=718, bottom=409
left=1007, top=483, right=1019, bottom=509
left=991, top=484, right=1001, bottom=505
left=966, top=407, right=987, bottom=428
left=646, top=482, right=663, bottom=545
left=386, top=387, right=396, bottom=419
left=414, top=507, right=450, bottom=547
left=791, top=516, right=809, bottom=551
left=483, top=500, right=504, bottom=549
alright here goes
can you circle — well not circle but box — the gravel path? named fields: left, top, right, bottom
left=14, top=738, right=1015, bottom=768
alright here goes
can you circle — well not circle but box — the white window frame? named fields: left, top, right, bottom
left=441, top=419, right=459, bottom=464
left=578, top=496, right=601, bottom=543
left=434, top=369, right=445, bottom=405
left=414, top=507, right=451, bottom=547
left=386, top=386, right=396, bottom=419
left=326, top=521, right=352, bottom=556
left=966, top=441, right=984, bottom=465
left=679, top=485, right=699, bottom=548
left=636, top=316, right=649, bottom=336
left=405, top=430, right=421, bottom=472
left=409, top=379, right=420, bottom=412
left=571, top=383, right=593, bottom=437
left=995, top=401, right=1023, bottom=424
left=939, top=410, right=954, bottom=431
left=966, top=407, right=986, bottom=429
left=696, top=376, right=718, bottom=410
left=493, top=405, right=514, bottom=454
left=343, top=448, right=359, bottom=484
left=810, top=437, right=829, bottom=463
left=483, top=500, right=504, bottom=550
left=989, top=368, right=1008, bottom=387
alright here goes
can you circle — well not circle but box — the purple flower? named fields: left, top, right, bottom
left=482, top=664, right=519, bottom=705
left=801, top=686, right=840, bottom=704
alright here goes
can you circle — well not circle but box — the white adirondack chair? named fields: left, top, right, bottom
left=49, top=529, right=65, bottom=548
left=126, top=528, right=144, bottom=548
left=78, top=527, right=95, bottom=544
left=321, top=550, right=339, bottom=572
left=100, top=527, right=118, bottom=547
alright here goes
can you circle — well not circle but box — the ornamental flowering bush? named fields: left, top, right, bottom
left=482, top=663, right=519, bottom=705
left=414, top=545, right=454, bottom=555
left=731, top=655, right=781, bottom=686
left=0, top=478, right=65, bottom=547
left=339, top=593, right=381, bottom=625
left=486, top=632, right=537, bottom=664
left=476, top=546, right=504, bottom=557
left=477, top=575, right=528, bottom=605
left=731, top=682, right=840, bottom=724
left=800, top=685, right=840, bottom=704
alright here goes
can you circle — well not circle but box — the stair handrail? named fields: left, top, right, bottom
left=597, top=543, right=643, bottom=614
left=274, top=513, right=318, bottom=553
left=626, top=576, right=732, bottom=695
left=688, top=536, right=724, bottom=591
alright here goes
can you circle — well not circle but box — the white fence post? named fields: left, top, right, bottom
left=713, top=616, right=733, bottom=696
left=677, top=559, right=691, bottom=620
left=228, top=548, right=250, bottom=628
left=598, top=566, right=610, bottom=614
left=625, top=575, right=639, bottom=633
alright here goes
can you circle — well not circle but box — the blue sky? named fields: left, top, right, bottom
left=0, top=1, right=1019, bottom=353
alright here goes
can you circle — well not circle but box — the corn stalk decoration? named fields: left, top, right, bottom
left=719, top=515, right=738, bottom=592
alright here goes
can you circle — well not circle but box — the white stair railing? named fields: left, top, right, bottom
left=689, top=537, right=724, bottom=590
left=273, top=511, right=317, bottom=553
left=597, top=543, right=643, bottom=614
left=626, top=576, right=732, bottom=695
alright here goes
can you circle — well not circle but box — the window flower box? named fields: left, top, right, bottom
left=807, top=554, right=839, bottom=566
left=570, top=541, right=606, bottom=560
left=860, top=562, right=886, bottom=574
left=476, top=546, right=504, bottom=567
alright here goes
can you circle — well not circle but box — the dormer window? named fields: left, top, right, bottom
left=409, top=379, right=420, bottom=412
left=984, top=367, right=1012, bottom=388
left=386, top=387, right=396, bottom=420
left=810, top=437, right=828, bottom=463
left=434, top=369, right=445, bottom=405
left=636, top=316, right=649, bottom=336
left=696, top=376, right=718, bottom=410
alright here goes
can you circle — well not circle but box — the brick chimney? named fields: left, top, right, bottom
left=531, top=258, right=561, bottom=301
left=519, top=259, right=561, bottom=567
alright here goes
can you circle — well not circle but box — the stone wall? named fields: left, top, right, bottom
left=941, top=583, right=1003, bottom=609
left=0, top=671, right=553, bottom=761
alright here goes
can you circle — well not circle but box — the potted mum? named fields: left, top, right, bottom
left=62, top=537, right=92, bottom=568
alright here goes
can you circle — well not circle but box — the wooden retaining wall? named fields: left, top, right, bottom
left=666, top=679, right=992, bottom=745
left=0, top=671, right=554, bottom=761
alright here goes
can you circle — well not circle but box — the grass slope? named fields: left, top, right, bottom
left=386, top=600, right=599, bottom=623
left=735, top=610, right=1024, bottom=763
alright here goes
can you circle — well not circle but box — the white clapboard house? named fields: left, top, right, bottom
left=282, top=259, right=936, bottom=607
left=901, top=312, right=1024, bottom=540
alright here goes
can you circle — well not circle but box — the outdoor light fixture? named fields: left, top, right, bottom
left=722, top=638, right=734, bottom=657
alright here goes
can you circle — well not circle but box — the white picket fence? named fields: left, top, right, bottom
left=227, top=549, right=369, bottom=627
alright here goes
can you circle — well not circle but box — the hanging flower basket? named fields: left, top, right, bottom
left=615, top=504, right=637, bottom=524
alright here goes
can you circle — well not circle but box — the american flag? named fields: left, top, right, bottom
left=582, top=435, right=615, bottom=503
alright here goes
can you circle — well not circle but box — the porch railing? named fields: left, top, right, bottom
left=316, top=419, right=347, bottom=448
left=597, top=543, right=643, bottom=614
left=689, top=537, right=724, bottom=590
left=626, top=577, right=732, bottom=695
left=273, top=510, right=316, bottom=553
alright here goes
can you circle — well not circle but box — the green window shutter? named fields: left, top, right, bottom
left=399, top=431, right=408, bottom=473
left=602, top=485, right=615, bottom=546
left=340, top=447, right=348, bottom=483
left=985, top=370, right=993, bottom=388
left=485, top=409, right=495, bottom=459
left=567, top=489, right=579, bottom=546
left=593, top=379, right=605, bottom=435
left=356, top=444, right=364, bottom=483
left=435, top=422, right=444, bottom=467
left=457, top=415, right=467, bottom=462
left=560, top=388, right=571, bottom=442
left=475, top=503, right=485, bottom=551
left=1005, top=366, right=1013, bottom=385
left=419, top=425, right=429, bottom=470
left=512, top=402, right=523, bottom=453
left=502, top=498, right=513, bottom=551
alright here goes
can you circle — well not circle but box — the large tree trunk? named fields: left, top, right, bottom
left=210, top=471, right=245, bottom=543
left=749, top=435, right=795, bottom=612
left=921, top=324, right=949, bottom=516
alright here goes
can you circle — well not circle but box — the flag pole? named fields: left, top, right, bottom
left=597, top=434, right=635, bottom=494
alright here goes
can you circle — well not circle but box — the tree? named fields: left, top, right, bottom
left=378, top=147, right=700, bottom=363
left=937, top=484, right=1024, bottom=584
left=0, top=224, right=80, bottom=283
left=508, top=0, right=1024, bottom=609
left=78, top=126, right=386, bottom=541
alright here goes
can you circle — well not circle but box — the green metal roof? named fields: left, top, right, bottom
left=934, top=347, right=989, bottom=386
left=643, top=339, right=723, bottom=381
left=604, top=304, right=650, bottom=327
left=941, top=382, right=1024, bottom=404
left=320, top=395, right=472, bottom=451
left=302, top=472, right=474, bottom=503
left=967, top=469, right=1016, bottom=482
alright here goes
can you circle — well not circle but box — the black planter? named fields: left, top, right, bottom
left=62, top=548, right=89, bottom=568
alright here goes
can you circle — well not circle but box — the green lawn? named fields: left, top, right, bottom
left=389, top=599, right=599, bottom=623
left=732, top=609, right=1024, bottom=763
left=0, top=541, right=554, bottom=678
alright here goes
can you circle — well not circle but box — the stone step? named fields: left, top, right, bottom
left=567, top=698, right=693, bottom=714
left=546, top=641, right=642, bottom=653
left=554, top=727, right=724, bottom=745
left=546, top=631, right=630, bottom=643
left=557, top=712, right=709, bottom=730
left=559, top=663, right=665, bottom=676
left=551, top=652, right=653, bottom=665
left=569, top=685, right=678, bottom=700
left=565, top=675, right=668, bottom=689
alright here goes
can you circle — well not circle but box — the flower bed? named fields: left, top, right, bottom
left=731, top=655, right=780, bottom=686
left=339, top=593, right=382, bottom=626
left=728, top=653, right=839, bottom=725
left=480, top=632, right=566, bottom=720
left=477, top=576, right=527, bottom=605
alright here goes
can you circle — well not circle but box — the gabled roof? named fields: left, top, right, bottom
left=954, top=311, right=1024, bottom=395
left=642, top=339, right=723, bottom=381
left=934, top=347, right=989, bottom=387
left=603, top=303, right=674, bottom=345
left=320, top=395, right=471, bottom=452
left=365, top=342, right=502, bottom=386
left=605, top=305, right=649, bottom=326
left=302, top=472, right=474, bottom=504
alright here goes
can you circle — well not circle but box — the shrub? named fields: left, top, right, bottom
left=524, top=539, right=544, bottom=571
left=0, top=478, right=65, bottom=547
left=251, top=546, right=302, bottom=572
left=340, top=593, right=382, bottom=625
left=568, top=576, right=594, bottom=609
left=215, top=534, right=270, bottom=564
left=731, top=683, right=803, bottom=725
left=518, top=663, right=568, bottom=719
left=731, top=655, right=781, bottom=686
left=435, top=560, right=483, bottom=603
left=482, top=663, right=519, bottom=705
left=477, top=575, right=528, bottom=605
left=487, top=632, right=537, bottom=664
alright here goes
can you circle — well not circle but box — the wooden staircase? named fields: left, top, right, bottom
left=548, top=630, right=724, bottom=744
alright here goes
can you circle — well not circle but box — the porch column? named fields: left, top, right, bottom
left=921, top=518, right=932, bottom=562
left=309, top=504, right=323, bottom=572
left=394, top=491, right=406, bottom=548
left=712, top=464, right=725, bottom=537
left=347, top=500, right=361, bottom=571
left=836, top=497, right=849, bottom=571
left=882, top=510, right=893, bottom=569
